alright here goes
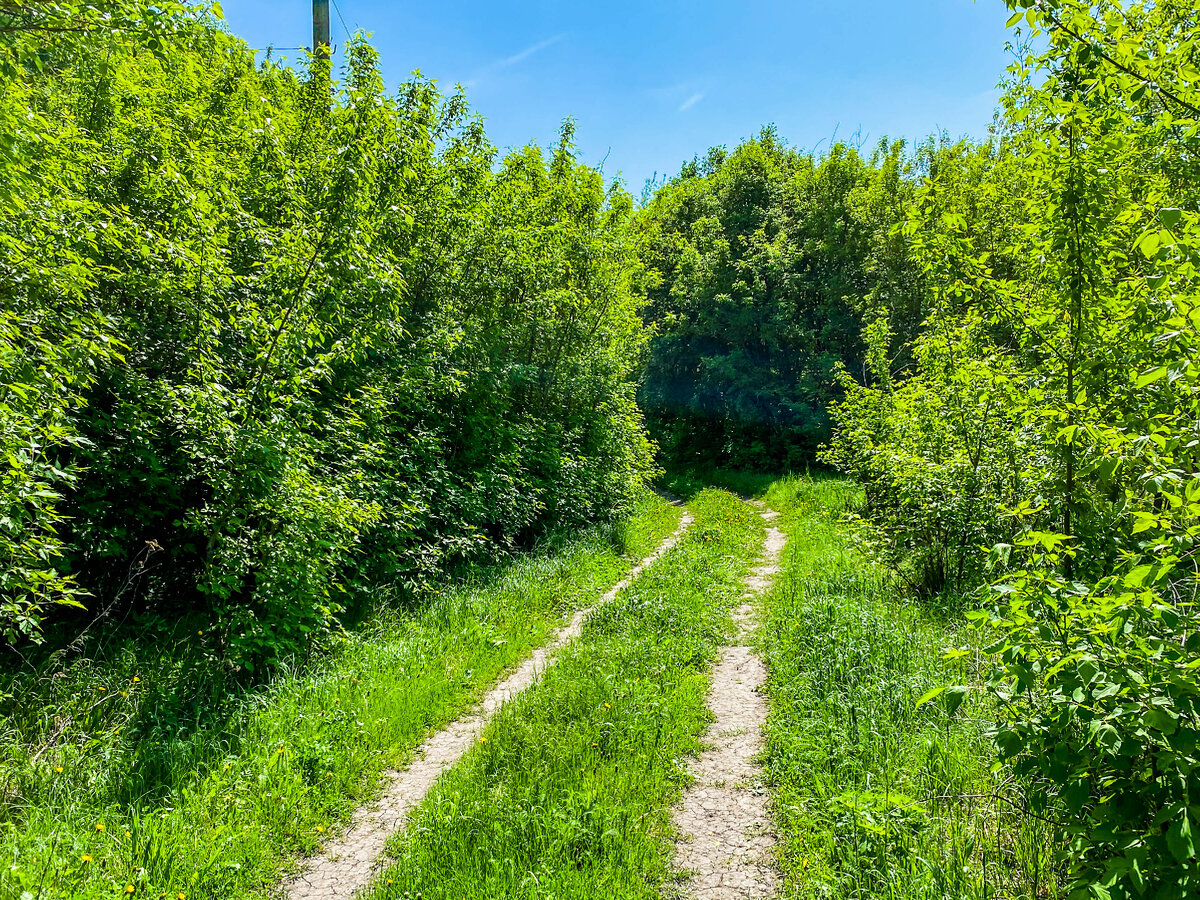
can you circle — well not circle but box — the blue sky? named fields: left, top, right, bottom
left=221, top=1, right=1015, bottom=192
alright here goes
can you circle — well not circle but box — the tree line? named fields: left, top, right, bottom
left=1, top=2, right=653, bottom=669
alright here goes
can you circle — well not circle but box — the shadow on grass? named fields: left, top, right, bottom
left=0, top=508, right=640, bottom=819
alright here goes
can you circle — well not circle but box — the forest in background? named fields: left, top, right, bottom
left=3, top=0, right=1200, bottom=897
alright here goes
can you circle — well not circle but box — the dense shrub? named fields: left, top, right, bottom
left=826, top=1, right=1200, bottom=895
left=0, top=5, right=654, bottom=667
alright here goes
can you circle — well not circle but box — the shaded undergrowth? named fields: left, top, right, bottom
left=0, top=493, right=681, bottom=900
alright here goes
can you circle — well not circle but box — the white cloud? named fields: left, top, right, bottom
left=464, top=34, right=564, bottom=90
left=679, top=92, right=704, bottom=112
left=498, top=34, right=564, bottom=69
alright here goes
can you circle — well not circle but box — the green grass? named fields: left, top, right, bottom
left=657, top=463, right=780, bottom=501
left=758, top=474, right=1061, bottom=900
left=362, top=488, right=763, bottom=900
left=0, top=492, right=681, bottom=900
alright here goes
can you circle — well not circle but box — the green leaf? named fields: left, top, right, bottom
left=1124, top=565, right=1153, bottom=587
left=1166, top=815, right=1194, bottom=864
left=915, top=686, right=947, bottom=708
left=944, top=685, right=970, bottom=716
left=1135, top=231, right=1161, bottom=258
left=1145, top=708, right=1178, bottom=734
left=1135, top=366, right=1168, bottom=388
left=1160, top=208, right=1183, bottom=228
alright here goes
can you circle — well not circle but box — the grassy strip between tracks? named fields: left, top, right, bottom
left=757, top=475, right=1061, bottom=900
left=0, top=492, right=681, bottom=900
left=365, top=488, right=762, bottom=900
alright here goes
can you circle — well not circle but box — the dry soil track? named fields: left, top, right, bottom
left=282, top=503, right=695, bottom=900
left=671, top=500, right=786, bottom=900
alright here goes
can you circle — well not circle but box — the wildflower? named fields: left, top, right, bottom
left=478, top=736, right=486, bottom=744
left=603, top=703, right=611, bottom=709
left=95, top=823, right=105, bottom=832
left=81, top=855, right=93, bottom=863
left=125, top=831, right=132, bottom=837
left=315, top=825, right=325, bottom=834
left=177, top=894, right=186, bottom=899
left=97, top=686, right=106, bottom=692
left=132, top=676, right=140, bottom=683
left=125, top=884, right=135, bottom=894
left=55, top=766, right=63, bottom=773
left=121, top=691, right=128, bottom=698
left=276, top=747, right=285, bottom=755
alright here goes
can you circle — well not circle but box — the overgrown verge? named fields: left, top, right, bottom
left=823, top=3, right=1200, bottom=896
left=759, top=475, right=1060, bottom=900
left=363, top=488, right=761, bottom=899
left=0, top=493, right=680, bottom=900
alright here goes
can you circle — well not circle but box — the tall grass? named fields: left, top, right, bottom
left=759, top=475, right=1061, bottom=900
left=363, top=488, right=764, bottom=900
left=0, top=493, right=681, bottom=900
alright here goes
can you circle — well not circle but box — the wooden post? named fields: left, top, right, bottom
left=313, top=0, right=330, bottom=60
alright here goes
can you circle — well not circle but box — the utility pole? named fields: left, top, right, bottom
left=312, top=0, right=330, bottom=60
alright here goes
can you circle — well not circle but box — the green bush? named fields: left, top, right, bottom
left=825, top=1, right=1200, bottom=896
left=0, top=7, right=654, bottom=666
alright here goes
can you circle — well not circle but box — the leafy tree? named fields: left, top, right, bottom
left=0, top=10, right=654, bottom=668
left=638, top=130, right=924, bottom=468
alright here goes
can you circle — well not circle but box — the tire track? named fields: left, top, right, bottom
left=283, top=502, right=695, bottom=900
left=671, top=500, right=785, bottom=899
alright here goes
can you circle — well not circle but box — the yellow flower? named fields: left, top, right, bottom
left=478, top=736, right=486, bottom=744
left=55, top=766, right=63, bottom=773
left=125, top=831, right=132, bottom=837
left=125, top=885, right=135, bottom=894
left=81, top=855, right=93, bottom=863
left=603, top=703, right=611, bottom=709
left=97, top=686, right=106, bottom=692
left=121, top=691, right=128, bottom=697
left=177, top=893, right=186, bottom=899
left=95, top=823, right=105, bottom=832
left=132, top=676, right=141, bottom=682
left=315, top=825, right=325, bottom=834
